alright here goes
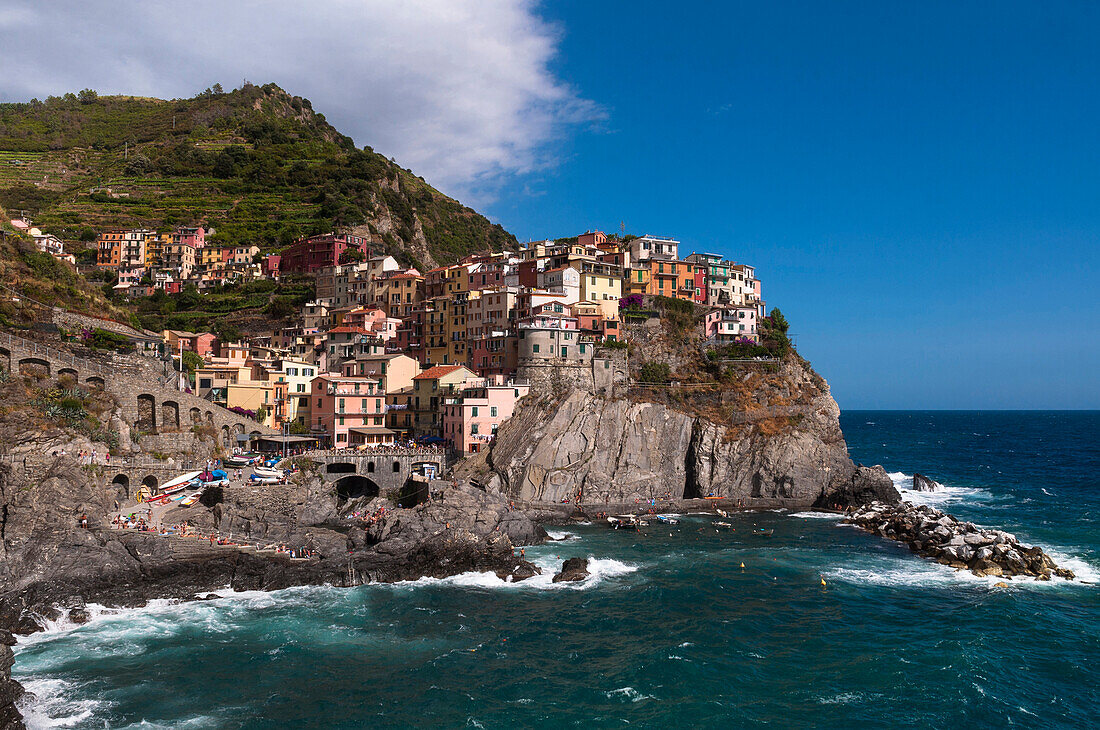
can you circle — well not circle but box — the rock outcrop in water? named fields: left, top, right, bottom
left=552, top=557, right=590, bottom=583
left=469, top=355, right=897, bottom=510
left=912, top=474, right=940, bottom=492
left=845, top=501, right=1076, bottom=580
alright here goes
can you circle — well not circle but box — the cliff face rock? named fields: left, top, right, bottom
left=483, top=358, right=896, bottom=509
left=0, top=456, right=543, bottom=637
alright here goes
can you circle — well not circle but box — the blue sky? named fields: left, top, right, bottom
left=3, top=0, right=1097, bottom=409
left=482, top=1, right=1100, bottom=409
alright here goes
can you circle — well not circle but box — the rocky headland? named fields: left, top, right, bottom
left=845, top=501, right=1076, bottom=580
left=464, top=352, right=898, bottom=511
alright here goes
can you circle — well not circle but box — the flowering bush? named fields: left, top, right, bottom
left=619, top=294, right=645, bottom=310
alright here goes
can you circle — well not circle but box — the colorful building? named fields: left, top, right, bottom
left=310, top=374, right=390, bottom=446
left=279, top=233, right=373, bottom=274
left=442, top=378, right=531, bottom=454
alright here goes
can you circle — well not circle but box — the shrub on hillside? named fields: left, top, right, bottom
left=638, top=361, right=671, bottom=384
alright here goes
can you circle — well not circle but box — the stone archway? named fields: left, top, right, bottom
left=18, top=357, right=50, bottom=378
left=111, top=473, right=130, bottom=498
left=190, top=407, right=201, bottom=426
left=220, top=425, right=231, bottom=447
left=333, top=475, right=380, bottom=500
left=86, top=376, right=105, bottom=389
left=136, top=394, right=157, bottom=433
left=161, top=400, right=180, bottom=431
left=141, top=474, right=159, bottom=493
left=57, top=367, right=78, bottom=385
left=0, top=346, right=10, bottom=375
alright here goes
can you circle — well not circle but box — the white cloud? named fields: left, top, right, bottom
left=0, top=0, right=601, bottom=200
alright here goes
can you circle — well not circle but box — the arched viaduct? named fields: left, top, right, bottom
left=1, top=330, right=274, bottom=447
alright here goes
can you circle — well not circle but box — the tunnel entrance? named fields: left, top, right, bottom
left=334, top=475, right=380, bottom=501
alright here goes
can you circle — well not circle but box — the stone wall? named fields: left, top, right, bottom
left=51, top=308, right=145, bottom=339
left=310, top=451, right=446, bottom=495
left=0, top=329, right=275, bottom=454
left=518, top=348, right=628, bottom=398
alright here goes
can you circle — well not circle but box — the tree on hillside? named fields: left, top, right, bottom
left=77, top=89, right=98, bottom=104
left=767, top=308, right=789, bottom=333
left=339, top=247, right=365, bottom=264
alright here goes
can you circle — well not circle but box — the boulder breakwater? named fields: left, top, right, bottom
left=845, top=501, right=1076, bottom=580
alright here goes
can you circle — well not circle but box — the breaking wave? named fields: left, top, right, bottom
left=888, top=471, right=994, bottom=507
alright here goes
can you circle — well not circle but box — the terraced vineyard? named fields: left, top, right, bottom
left=0, top=83, right=516, bottom=264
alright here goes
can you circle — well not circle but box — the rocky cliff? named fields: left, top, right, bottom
left=0, top=454, right=543, bottom=728
left=471, top=355, right=895, bottom=510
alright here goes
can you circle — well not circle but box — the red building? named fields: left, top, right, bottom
left=264, top=254, right=281, bottom=278
left=693, top=264, right=708, bottom=304
left=279, top=234, right=373, bottom=274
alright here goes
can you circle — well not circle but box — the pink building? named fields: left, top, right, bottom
left=704, top=305, right=759, bottom=343
left=173, top=226, right=205, bottom=248
left=469, top=330, right=518, bottom=377
left=310, top=375, right=392, bottom=447
left=442, top=378, right=531, bottom=454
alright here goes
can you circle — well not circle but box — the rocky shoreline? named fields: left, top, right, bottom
left=845, top=501, right=1076, bottom=581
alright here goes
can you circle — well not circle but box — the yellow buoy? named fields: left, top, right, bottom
left=740, top=562, right=746, bottom=569
left=820, top=577, right=827, bottom=587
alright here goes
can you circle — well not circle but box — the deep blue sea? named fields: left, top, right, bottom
left=13, top=411, right=1100, bottom=729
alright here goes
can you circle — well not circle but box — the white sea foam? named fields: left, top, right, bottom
left=888, top=471, right=992, bottom=507
left=604, top=686, right=655, bottom=703
left=789, top=511, right=843, bottom=520
left=16, top=677, right=104, bottom=729
left=1044, top=549, right=1100, bottom=584
left=544, top=529, right=579, bottom=541
left=389, top=556, right=639, bottom=592
left=825, top=548, right=1098, bottom=590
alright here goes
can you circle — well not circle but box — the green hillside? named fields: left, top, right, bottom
left=0, top=83, right=516, bottom=268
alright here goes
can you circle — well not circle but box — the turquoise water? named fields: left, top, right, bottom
left=14, top=411, right=1100, bottom=729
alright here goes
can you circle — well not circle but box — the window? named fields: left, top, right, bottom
left=561, top=346, right=568, bottom=357
left=361, top=399, right=368, bottom=412
left=393, top=461, right=401, bottom=472
left=339, top=398, right=345, bottom=412
left=472, top=406, right=479, bottom=417
left=533, top=344, right=540, bottom=353
left=367, top=462, right=375, bottom=473
left=580, top=344, right=587, bottom=354
left=317, top=398, right=322, bottom=407
left=471, top=423, right=479, bottom=435
left=490, top=406, right=498, bottom=417
left=338, top=416, right=344, bottom=425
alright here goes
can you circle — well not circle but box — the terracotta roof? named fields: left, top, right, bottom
left=413, top=365, right=467, bottom=380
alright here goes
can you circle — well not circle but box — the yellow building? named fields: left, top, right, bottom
left=147, top=232, right=171, bottom=268
left=577, top=261, right=622, bottom=319
left=198, top=245, right=224, bottom=271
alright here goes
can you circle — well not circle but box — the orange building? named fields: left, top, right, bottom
left=646, top=259, right=699, bottom=301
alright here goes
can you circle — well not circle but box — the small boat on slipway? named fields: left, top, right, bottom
left=161, top=471, right=204, bottom=495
